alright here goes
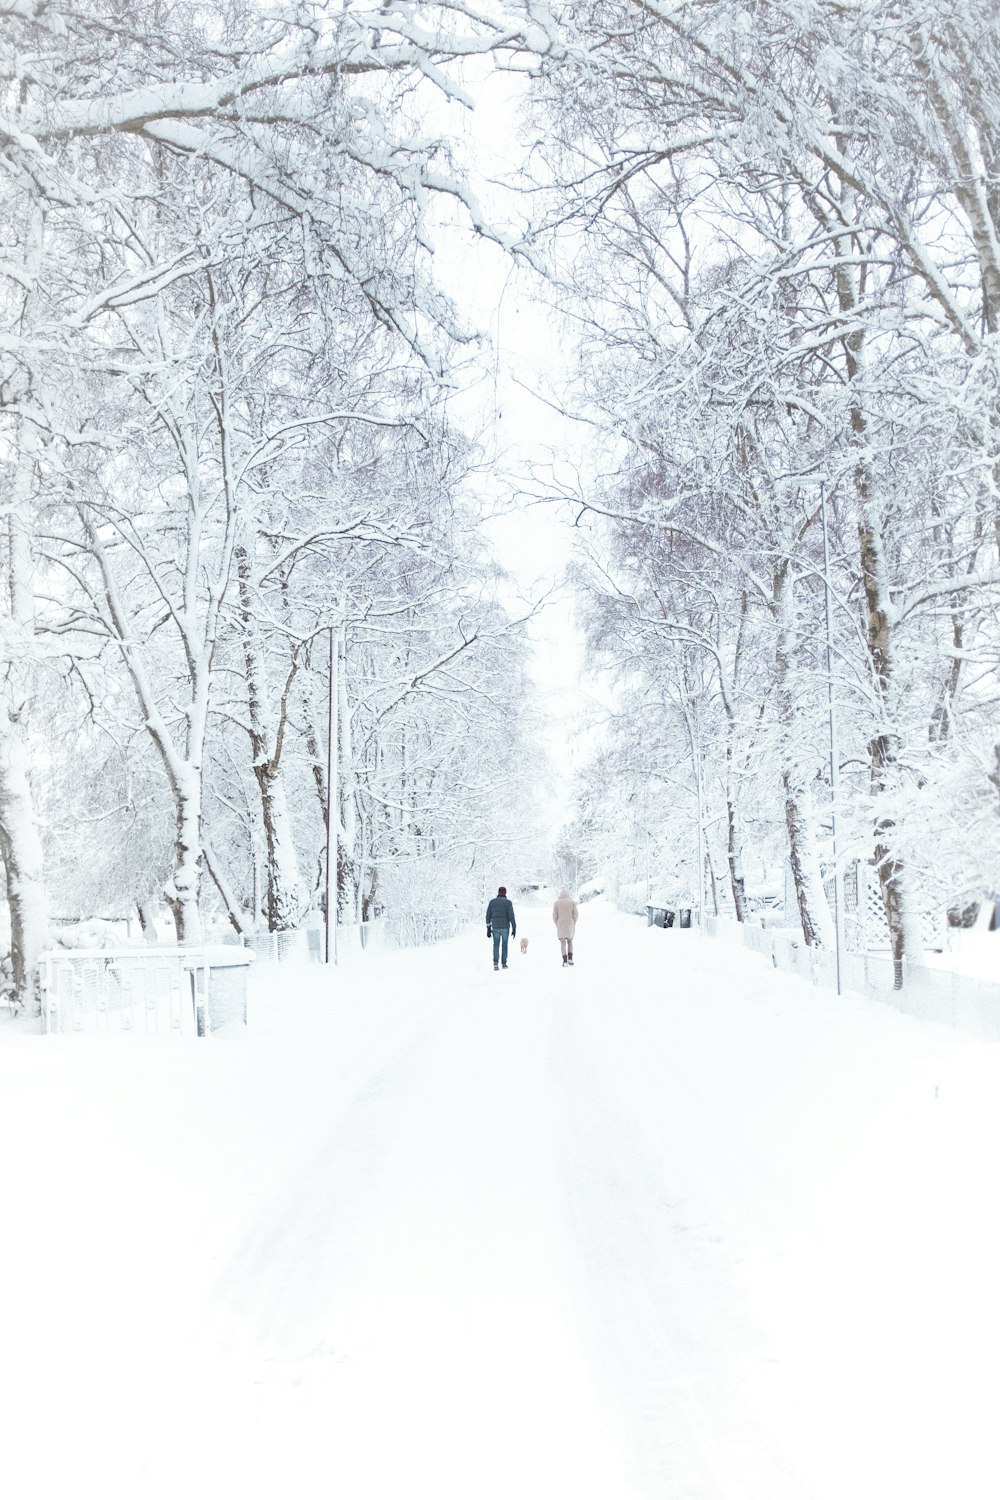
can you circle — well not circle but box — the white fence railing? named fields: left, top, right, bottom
left=36, top=916, right=460, bottom=1032
left=374, top=914, right=465, bottom=951
left=247, top=914, right=467, bottom=964
left=41, top=948, right=208, bottom=1037
left=703, top=916, right=1000, bottom=1040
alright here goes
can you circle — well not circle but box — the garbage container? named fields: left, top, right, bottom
left=196, top=947, right=254, bottom=1032
left=678, top=908, right=692, bottom=929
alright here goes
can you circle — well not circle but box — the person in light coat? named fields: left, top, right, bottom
left=552, top=889, right=579, bottom=966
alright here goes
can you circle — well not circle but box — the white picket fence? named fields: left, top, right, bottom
left=41, top=949, right=209, bottom=1037
left=705, top=916, right=1000, bottom=1040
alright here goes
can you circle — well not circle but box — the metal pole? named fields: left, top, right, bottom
left=325, top=624, right=339, bottom=966
left=821, top=481, right=845, bottom=994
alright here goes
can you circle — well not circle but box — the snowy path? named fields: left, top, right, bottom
left=3, top=900, right=1000, bottom=1498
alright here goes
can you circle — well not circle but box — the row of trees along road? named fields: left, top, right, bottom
left=4, top=2, right=1000, bottom=1004
left=0, top=3, right=548, bottom=1010
left=524, top=0, right=1000, bottom=962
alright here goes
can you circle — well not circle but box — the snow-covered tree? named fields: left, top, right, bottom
left=526, top=0, right=1000, bottom=951
left=0, top=0, right=544, bottom=1001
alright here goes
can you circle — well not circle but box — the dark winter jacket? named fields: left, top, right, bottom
left=486, top=895, right=516, bottom=935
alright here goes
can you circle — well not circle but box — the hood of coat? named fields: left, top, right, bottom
left=558, top=889, right=571, bottom=899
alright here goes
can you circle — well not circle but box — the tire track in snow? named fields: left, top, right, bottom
left=545, top=911, right=1000, bottom=1500
left=543, top=919, right=816, bottom=1500
left=199, top=935, right=636, bottom=1497
left=178, top=910, right=1000, bottom=1499
left=208, top=984, right=461, bottom=1361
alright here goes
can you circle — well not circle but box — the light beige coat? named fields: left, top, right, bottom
left=552, top=891, right=579, bottom=940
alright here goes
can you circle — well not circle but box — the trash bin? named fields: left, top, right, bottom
left=196, top=947, right=254, bottom=1032
left=678, top=908, right=692, bottom=929
left=664, top=909, right=676, bottom=928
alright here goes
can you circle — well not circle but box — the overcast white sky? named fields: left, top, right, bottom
left=429, top=68, right=609, bottom=819
left=448, top=256, right=587, bottom=817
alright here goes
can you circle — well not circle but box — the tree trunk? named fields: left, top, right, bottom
left=991, top=746, right=1000, bottom=814
left=857, top=509, right=920, bottom=967
left=137, top=898, right=159, bottom=942
left=705, top=839, right=720, bottom=917
left=235, top=545, right=304, bottom=932
left=0, top=428, right=48, bottom=1012
left=835, top=245, right=918, bottom=965
left=783, top=773, right=834, bottom=949
left=302, top=646, right=333, bottom=911
left=302, top=648, right=328, bottom=817
left=774, top=564, right=834, bottom=947
left=203, top=841, right=251, bottom=936
left=335, top=632, right=357, bottom=919
left=257, top=762, right=304, bottom=931
left=725, top=779, right=747, bottom=921
left=0, top=714, right=48, bottom=1013
left=170, top=765, right=203, bottom=943
left=869, top=716, right=923, bottom=973
left=929, top=614, right=964, bottom=743
left=361, top=863, right=379, bottom=923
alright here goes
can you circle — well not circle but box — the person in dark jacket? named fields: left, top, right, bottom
left=486, top=886, right=517, bottom=970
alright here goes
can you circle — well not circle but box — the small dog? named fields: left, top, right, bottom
left=520, top=936, right=529, bottom=955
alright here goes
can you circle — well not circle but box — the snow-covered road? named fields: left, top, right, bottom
left=4, top=899, right=1000, bottom=1499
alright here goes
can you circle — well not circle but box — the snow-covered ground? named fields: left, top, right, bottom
left=3, top=897, right=1000, bottom=1499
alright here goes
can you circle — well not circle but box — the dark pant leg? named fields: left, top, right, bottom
left=499, top=929, right=509, bottom=965
left=492, top=929, right=502, bottom=964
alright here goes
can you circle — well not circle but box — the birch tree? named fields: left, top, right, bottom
left=0, top=0, right=542, bottom=992
left=526, top=0, right=1000, bottom=946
